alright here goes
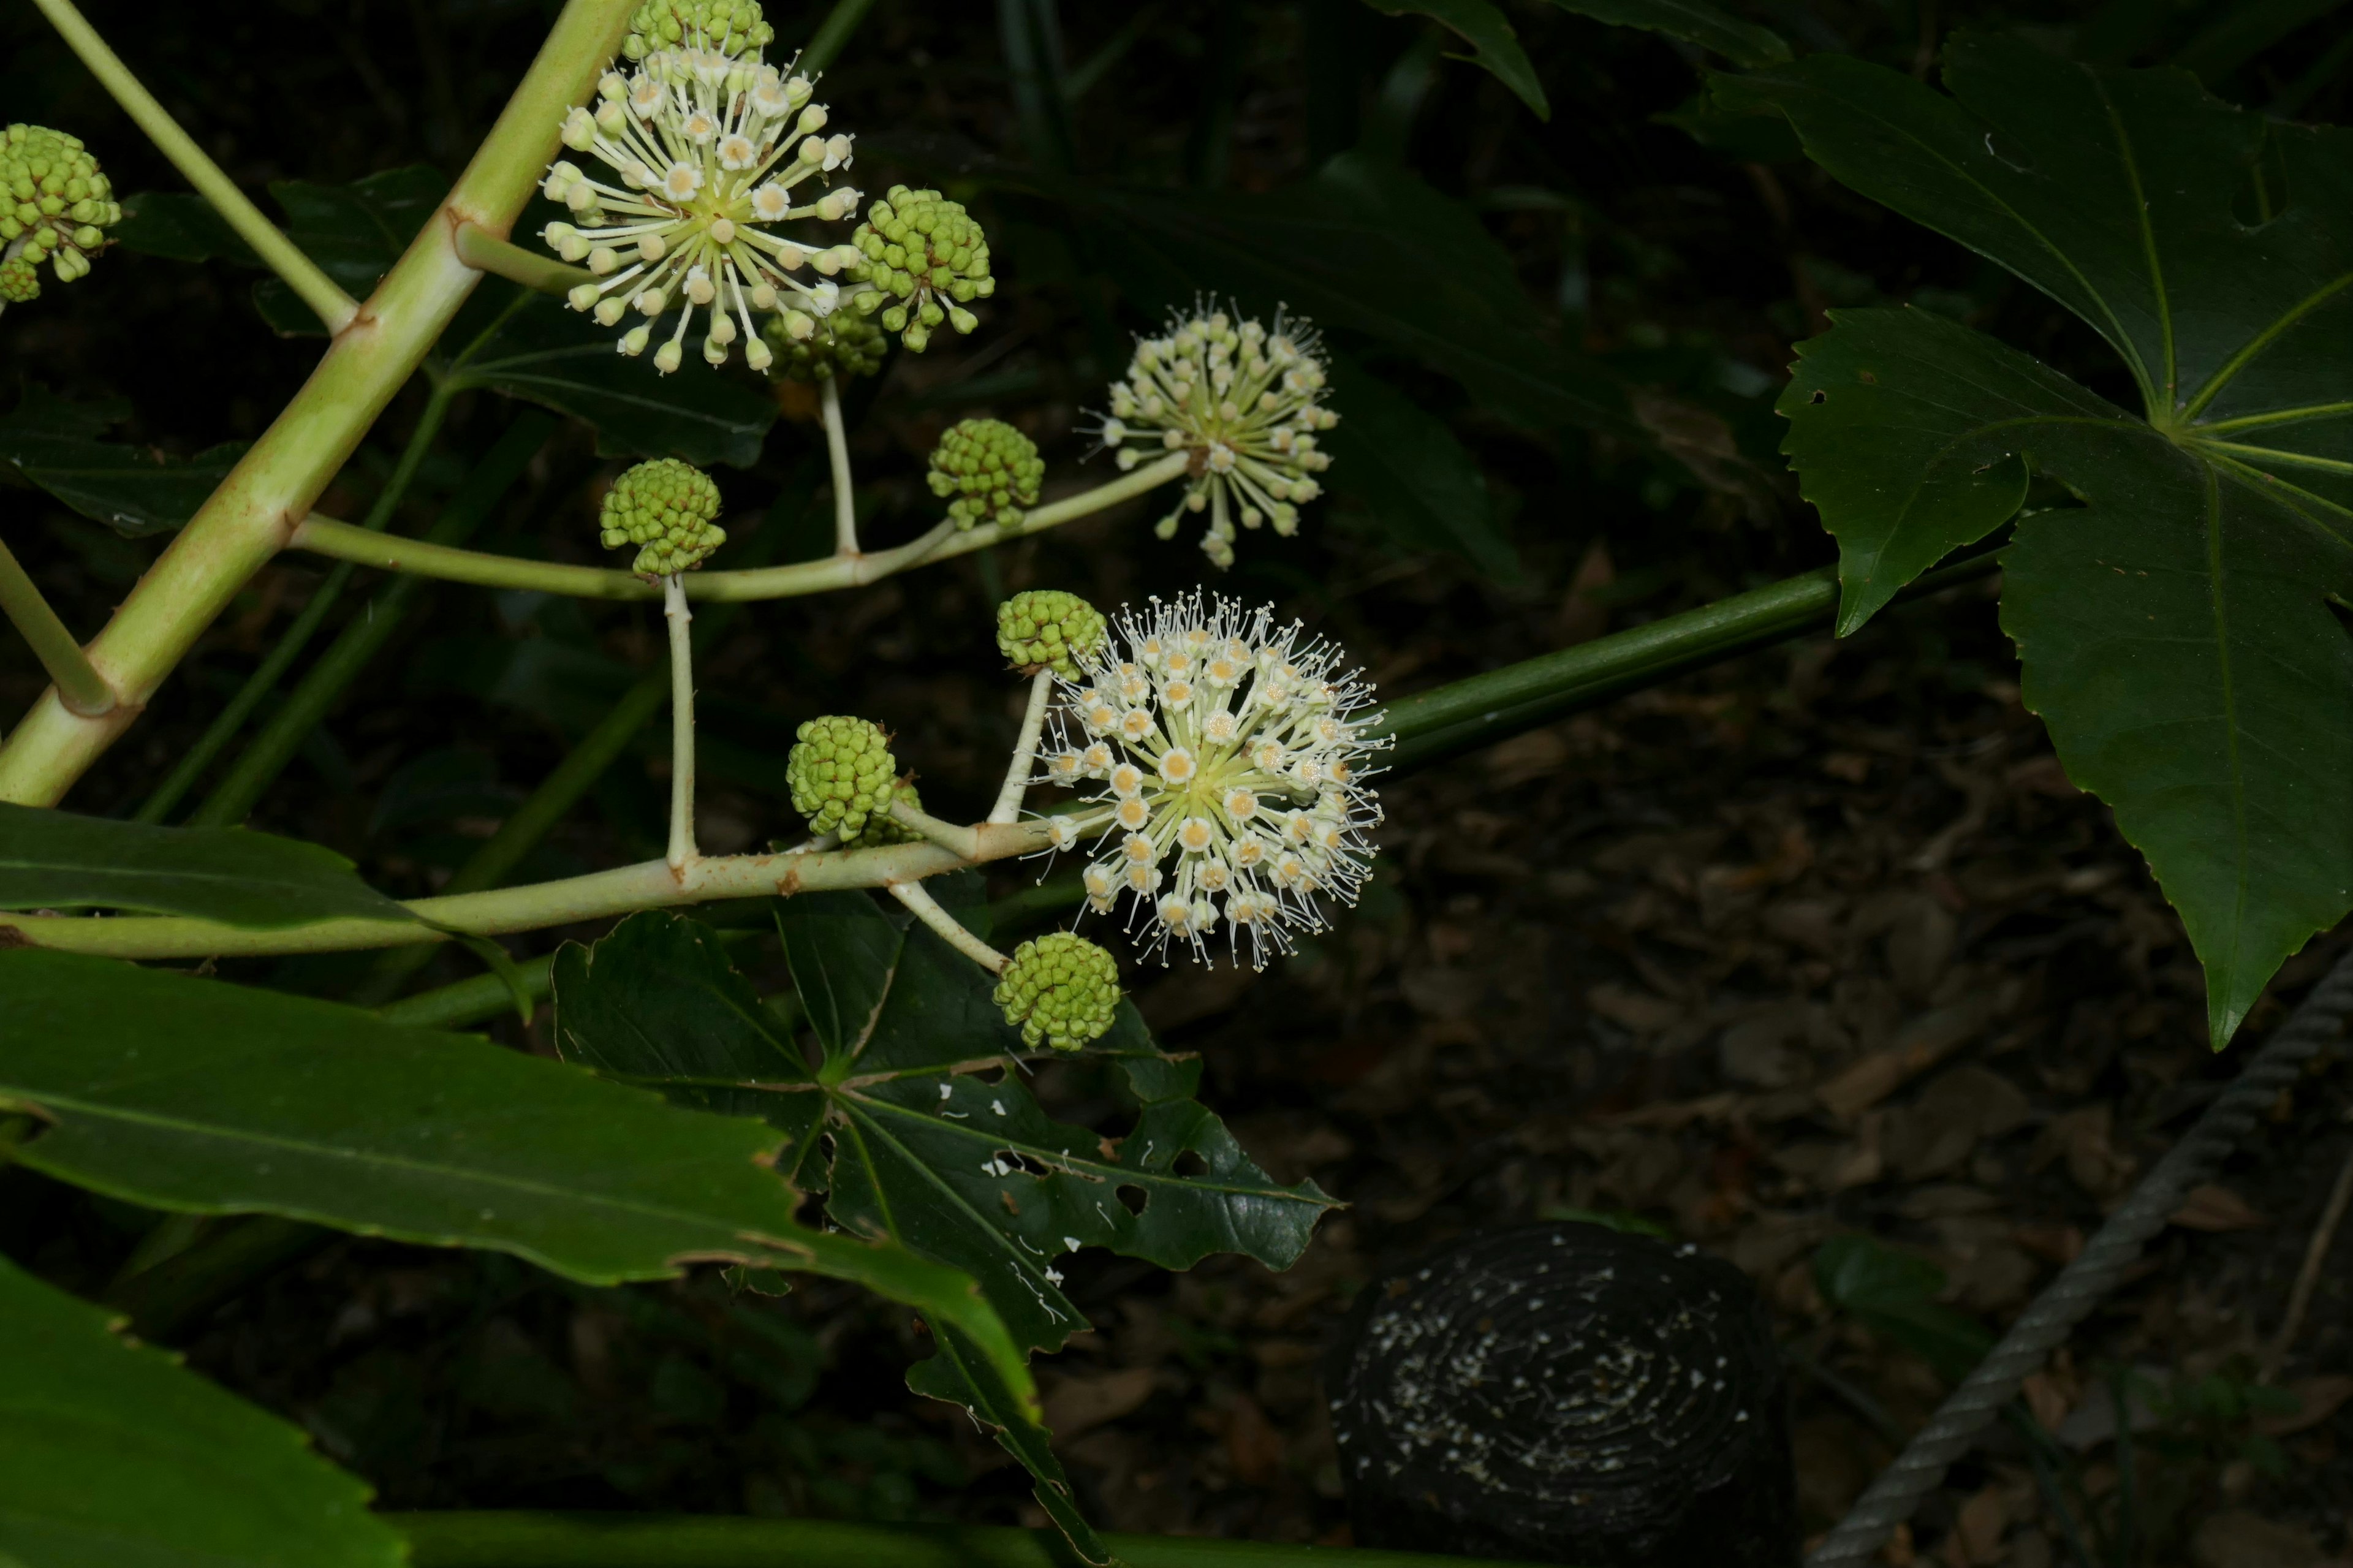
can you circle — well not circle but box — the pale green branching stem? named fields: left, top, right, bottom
left=285, top=452, right=1195, bottom=600
left=30, top=0, right=357, bottom=332
left=888, top=881, right=1009, bottom=974
left=889, top=797, right=984, bottom=861
left=988, top=670, right=1055, bottom=825
left=0, top=821, right=1053, bottom=961
left=452, top=219, right=593, bottom=297
left=0, top=537, right=115, bottom=717
left=663, top=574, right=696, bottom=872
left=821, top=376, right=858, bottom=556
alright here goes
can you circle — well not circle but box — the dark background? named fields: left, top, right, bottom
left=4, top=0, right=2352, bottom=1559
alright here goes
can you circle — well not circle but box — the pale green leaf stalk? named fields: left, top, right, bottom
left=0, top=0, right=637, bottom=806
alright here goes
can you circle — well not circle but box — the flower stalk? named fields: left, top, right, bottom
left=28, top=0, right=357, bottom=331
left=0, top=536, right=114, bottom=717
left=664, top=574, right=697, bottom=871
left=822, top=375, right=858, bottom=554
left=988, top=670, right=1055, bottom=825
left=887, top=880, right=1008, bottom=973
left=283, top=450, right=1194, bottom=601
left=453, top=219, right=593, bottom=297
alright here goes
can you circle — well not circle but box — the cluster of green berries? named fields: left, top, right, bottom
left=623, top=0, right=772, bottom=58
left=847, top=779, right=928, bottom=847
left=1, top=125, right=120, bottom=301
left=995, top=933, right=1121, bottom=1052
left=996, top=590, right=1105, bottom=679
left=762, top=308, right=889, bottom=384
left=847, top=186, right=993, bottom=352
left=927, top=420, right=1043, bottom=531
left=597, top=458, right=727, bottom=577
left=787, top=716, right=900, bottom=840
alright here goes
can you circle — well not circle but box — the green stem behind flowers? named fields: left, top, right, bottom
left=662, top=575, right=697, bottom=870
left=0, top=536, right=113, bottom=717
left=0, top=0, right=635, bottom=809
left=821, top=376, right=859, bottom=555
left=286, top=451, right=1195, bottom=600
left=28, top=0, right=358, bottom=331
left=133, top=383, right=456, bottom=825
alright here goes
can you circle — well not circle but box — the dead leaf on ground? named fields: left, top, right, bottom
left=1586, top=981, right=1683, bottom=1033
left=2254, top=1374, right=2353, bottom=1437
left=2167, top=1184, right=2270, bottom=1232
left=2189, top=1511, right=2330, bottom=1568
left=1940, top=1483, right=2007, bottom=1567
left=1041, top=1367, right=1159, bottom=1443
left=1817, top=998, right=1994, bottom=1120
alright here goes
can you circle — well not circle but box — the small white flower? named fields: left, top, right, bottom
left=1085, top=301, right=1338, bottom=568
left=537, top=47, right=858, bottom=373
left=1033, top=593, right=1386, bottom=968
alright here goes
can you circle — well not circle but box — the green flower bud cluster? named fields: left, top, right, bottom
left=787, top=716, right=899, bottom=839
left=1, top=125, right=121, bottom=298
left=760, top=306, right=888, bottom=383
left=996, top=590, right=1105, bottom=678
left=994, top=933, right=1121, bottom=1052
left=846, top=779, right=926, bottom=847
left=623, top=0, right=772, bottom=59
left=846, top=186, right=993, bottom=352
left=926, top=419, right=1042, bottom=531
left=597, top=458, right=727, bottom=577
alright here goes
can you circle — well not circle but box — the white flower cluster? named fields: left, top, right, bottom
left=1036, top=593, right=1386, bottom=968
left=1092, top=305, right=1339, bottom=569
left=539, top=39, right=861, bottom=374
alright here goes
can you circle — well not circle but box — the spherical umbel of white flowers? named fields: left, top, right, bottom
left=1089, top=303, right=1339, bottom=569
left=539, top=39, right=864, bottom=374
left=1034, top=593, right=1387, bottom=968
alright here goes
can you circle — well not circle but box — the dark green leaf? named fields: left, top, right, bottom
left=251, top=166, right=448, bottom=335
left=1732, top=37, right=2353, bottom=1047
left=2173, top=0, right=2349, bottom=81
left=1364, top=0, right=1550, bottom=118
left=1813, top=1235, right=1994, bottom=1384
left=553, top=900, right=1337, bottom=1356
left=0, top=948, right=1031, bottom=1401
left=907, top=1322, right=1110, bottom=1566
left=0, top=803, right=417, bottom=926
left=452, top=292, right=777, bottom=469
left=0, top=385, right=246, bottom=537
left=1324, top=357, right=1520, bottom=579
left=0, top=1254, right=402, bottom=1567
left=112, top=189, right=262, bottom=267
left=1542, top=0, right=1791, bottom=67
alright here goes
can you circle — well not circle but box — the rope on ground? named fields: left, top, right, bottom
left=1806, top=946, right=2353, bottom=1568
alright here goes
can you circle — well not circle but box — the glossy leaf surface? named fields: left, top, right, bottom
left=0, top=803, right=416, bottom=926
left=0, top=387, right=246, bottom=537
left=1730, top=37, right=2353, bottom=1047
left=553, top=895, right=1336, bottom=1356
left=1365, top=0, right=1550, bottom=117
left=0, top=1254, right=401, bottom=1568
left=0, top=950, right=1028, bottom=1398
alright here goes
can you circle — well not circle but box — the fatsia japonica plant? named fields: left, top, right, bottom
left=2, top=0, right=2350, bottom=1562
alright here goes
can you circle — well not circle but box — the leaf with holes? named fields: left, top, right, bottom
left=0, top=1253, right=402, bottom=1567
left=1722, top=35, right=2353, bottom=1048
left=552, top=892, right=1337, bottom=1356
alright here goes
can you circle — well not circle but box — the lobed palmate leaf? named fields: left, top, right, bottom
left=0, top=949, right=1030, bottom=1402
left=1722, top=35, right=2353, bottom=1048
left=0, top=1253, right=402, bottom=1567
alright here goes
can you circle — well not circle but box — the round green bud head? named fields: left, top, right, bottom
left=994, top=933, right=1120, bottom=1053
left=996, top=590, right=1105, bottom=678
left=927, top=419, right=1043, bottom=531
left=761, top=306, right=888, bottom=383
left=623, top=0, right=773, bottom=59
left=846, top=186, right=993, bottom=352
left=787, top=716, right=899, bottom=839
left=844, top=779, right=925, bottom=847
left=0, top=125, right=120, bottom=295
left=597, top=458, right=727, bottom=577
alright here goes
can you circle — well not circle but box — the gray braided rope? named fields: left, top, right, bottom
left=1807, top=947, right=2353, bottom=1568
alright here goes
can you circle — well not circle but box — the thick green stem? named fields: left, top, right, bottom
left=187, top=414, right=553, bottom=827
left=0, top=536, right=114, bottom=716
left=284, top=452, right=1194, bottom=600
left=0, top=825, right=1050, bottom=959
left=28, top=0, right=357, bottom=331
left=393, top=1512, right=1548, bottom=1568
left=0, top=0, right=636, bottom=808
left=134, top=385, right=455, bottom=824
left=453, top=219, right=592, bottom=297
